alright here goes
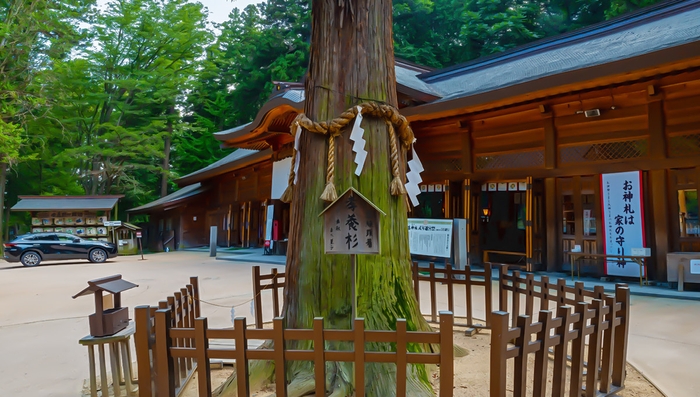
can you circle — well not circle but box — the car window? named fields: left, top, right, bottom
left=27, top=234, right=57, bottom=241
left=57, top=234, right=77, bottom=242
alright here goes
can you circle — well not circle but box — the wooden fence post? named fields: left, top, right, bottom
left=273, top=317, right=287, bottom=397
left=233, top=317, right=250, bottom=397
left=570, top=302, right=590, bottom=395
left=439, top=312, right=454, bottom=397
left=532, top=310, right=553, bottom=397
left=484, top=262, right=493, bottom=327
left=154, top=309, right=175, bottom=397
left=134, top=306, right=153, bottom=397
left=490, top=311, right=510, bottom=397
left=498, top=264, right=508, bottom=313
left=599, top=295, right=617, bottom=394
left=354, top=318, right=366, bottom=397
left=446, top=264, right=454, bottom=314
left=194, top=317, right=211, bottom=397
left=585, top=299, right=605, bottom=397
left=271, top=268, right=280, bottom=317
left=525, top=273, right=535, bottom=319
left=253, top=266, right=263, bottom=329
left=412, top=261, right=420, bottom=303
left=190, top=276, right=201, bottom=318
left=612, top=285, right=630, bottom=388
left=396, top=319, right=407, bottom=397
left=511, top=271, right=521, bottom=327
left=551, top=305, right=574, bottom=397
left=429, top=263, right=437, bottom=323
left=465, top=265, right=473, bottom=326
left=313, top=317, right=326, bottom=397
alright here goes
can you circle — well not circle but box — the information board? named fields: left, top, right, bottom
left=407, top=218, right=453, bottom=258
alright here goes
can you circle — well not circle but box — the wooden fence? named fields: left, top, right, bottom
left=153, top=311, right=455, bottom=397
left=252, top=263, right=491, bottom=329
left=412, top=261, right=493, bottom=328
left=134, top=276, right=201, bottom=397
left=252, top=266, right=285, bottom=328
left=491, top=267, right=631, bottom=397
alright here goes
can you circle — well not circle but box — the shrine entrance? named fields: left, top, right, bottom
left=467, top=178, right=543, bottom=270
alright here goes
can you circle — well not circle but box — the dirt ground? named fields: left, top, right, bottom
left=182, top=324, right=662, bottom=397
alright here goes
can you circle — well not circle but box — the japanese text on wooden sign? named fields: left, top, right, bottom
left=322, top=188, right=383, bottom=255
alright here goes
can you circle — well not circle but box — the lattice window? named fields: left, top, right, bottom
left=668, top=133, right=700, bottom=158
left=475, top=149, right=544, bottom=170
left=559, top=139, right=648, bottom=164
left=424, top=159, right=463, bottom=173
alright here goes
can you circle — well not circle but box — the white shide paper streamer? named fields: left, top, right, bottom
left=294, top=125, right=302, bottom=184
left=405, top=141, right=424, bottom=207
left=349, top=106, right=367, bottom=176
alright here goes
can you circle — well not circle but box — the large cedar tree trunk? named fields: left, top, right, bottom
left=216, top=1, right=435, bottom=396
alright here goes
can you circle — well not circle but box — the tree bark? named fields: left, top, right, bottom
left=161, top=106, right=175, bottom=197
left=216, top=1, right=435, bottom=396
left=0, top=162, right=6, bottom=249
left=161, top=134, right=171, bottom=197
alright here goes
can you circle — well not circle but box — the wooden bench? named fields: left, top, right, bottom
left=568, top=252, right=649, bottom=286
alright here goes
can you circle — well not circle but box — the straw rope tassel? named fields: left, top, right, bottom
left=320, top=134, right=338, bottom=202
left=280, top=147, right=296, bottom=203
left=387, top=120, right=406, bottom=196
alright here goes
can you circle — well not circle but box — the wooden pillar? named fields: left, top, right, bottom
left=444, top=180, right=450, bottom=218
left=460, top=124, right=473, bottom=174
left=649, top=169, right=670, bottom=281
left=648, top=95, right=667, bottom=160
left=545, top=177, right=558, bottom=272
left=543, top=116, right=557, bottom=170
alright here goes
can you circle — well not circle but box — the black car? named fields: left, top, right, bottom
left=3, top=232, right=118, bottom=267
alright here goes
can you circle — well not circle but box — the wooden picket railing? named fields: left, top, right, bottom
left=492, top=267, right=631, bottom=397
left=153, top=311, right=455, bottom=397
left=412, top=261, right=493, bottom=328
left=252, top=263, right=491, bottom=329
left=252, top=266, right=285, bottom=328
left=134, top=277, right=201, bottom=397
left=137, top=266, right=631, bottom=397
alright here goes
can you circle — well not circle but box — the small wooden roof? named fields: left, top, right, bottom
left=318, top=187, right=386, bottom=217
left=72, top=274, right=138, bottom=298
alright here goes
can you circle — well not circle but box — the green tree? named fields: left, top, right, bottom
left=1, top=0, right=93, bottom=244
left=23, top=0, right=212, bottom=210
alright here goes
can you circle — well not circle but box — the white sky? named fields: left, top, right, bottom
left=199, top=0, right=265, bottom=24
left=96, top=0, right=266, bottom=25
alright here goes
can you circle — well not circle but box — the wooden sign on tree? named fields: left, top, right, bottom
left=320, top=187, right=385, bottom=255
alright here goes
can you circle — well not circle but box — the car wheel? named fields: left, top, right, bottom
left=20, top=251, right=41, bottom=267
left=89, top=248, right=108, bottom=263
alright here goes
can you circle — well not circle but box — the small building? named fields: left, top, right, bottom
left=128, top=149, right=276, bottom=251
left=11, top=195, right=123, bottom=241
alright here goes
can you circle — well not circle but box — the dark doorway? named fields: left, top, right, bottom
left=479, top=190, right=527, bottom=265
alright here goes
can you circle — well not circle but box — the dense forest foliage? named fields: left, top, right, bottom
left=1, top=0, right=661, bottom=234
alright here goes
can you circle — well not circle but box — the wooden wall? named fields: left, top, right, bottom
left=411, top=68, right=700, bottom=280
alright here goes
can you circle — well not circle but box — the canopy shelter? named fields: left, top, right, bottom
left=12, top=196, right=123, bottom=212
left=10, top=195, right=124, bottom=239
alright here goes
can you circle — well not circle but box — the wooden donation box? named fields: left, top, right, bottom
left=73, top=274, right=138, bottom=337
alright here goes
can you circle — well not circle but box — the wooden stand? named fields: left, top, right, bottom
left=79, top=321, right=137, bottom=397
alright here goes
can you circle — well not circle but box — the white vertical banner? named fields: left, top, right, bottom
left=600, top=171, right=646, bottom=277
